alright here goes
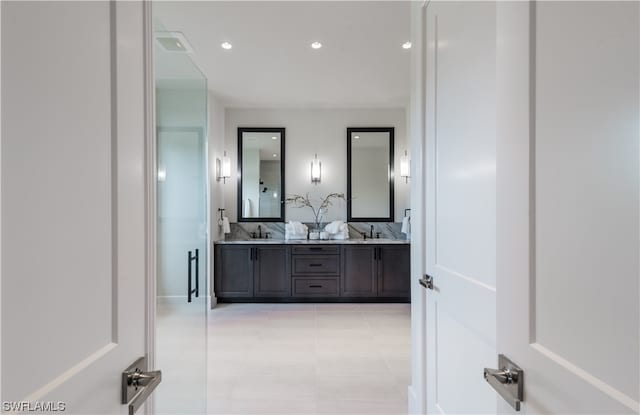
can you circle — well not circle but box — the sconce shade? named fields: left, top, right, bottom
left=219, top=151, right=231, bottom=183
left=311, top=154, right=322, bottom=184
left=400, top=150, right=410, bottom=182
left=158, top=165, right=167, bottom=182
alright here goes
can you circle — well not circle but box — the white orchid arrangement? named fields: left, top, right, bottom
left=285, top=193, right=345, bottom=230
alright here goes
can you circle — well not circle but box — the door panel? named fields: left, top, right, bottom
left=424, top=2, right=497, bottom=413
left=2, top=2, right=147, bottom=412
left=534, top=1, right=639, bottom=402
left=378, top=245, right=410, bottom=297
left=254, top=246, right=290, bottom=297
left=153, top=25, right=209, bottom=413
left=216, top=246, right=253, bottom=297
left=497, top=2, right=639, bottom=413
left=342, top=246, right=377, bottom=297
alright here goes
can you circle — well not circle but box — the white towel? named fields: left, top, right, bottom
left=244, top=199, right=252, bottom=217
left=286, top=221, right=308, bottom=240
left=401, top=217, right=411, bottom=235
left=287, top=221, right=306, bottom=234
left=324, top=220, right=343, bottom=234
left=331, top=232, right=349, bottom=240
left=330, top=223, right=349, bottom=240
left=218, top=216, right=231, bottom=234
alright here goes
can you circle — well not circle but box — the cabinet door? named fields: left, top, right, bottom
left=254, top=246, right=290, bottom=297
left=342, top=246, right=377, bottom=297
left=377, top=245, right=410, bottom=298
left=215, top=245, right=254, bottom=297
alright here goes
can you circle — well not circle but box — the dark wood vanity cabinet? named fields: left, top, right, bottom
left=253, top=246, right=290, bottom=298
left=341, top=245, right=411, bottom=298
left=214, top=243, right=409, bottom=302
left=214, top=245, right=253, bottom=298
left=214, top=245, right=289, bottom=299
left=377, top=245, right=411, bottom=297
left=341, top=246, right=377, bottom=297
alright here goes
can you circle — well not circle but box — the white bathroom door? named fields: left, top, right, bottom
left=423, top=1, right=498, bottom=413
left=495, top=2, right=639, bottom=414
left=2, top=2, right=152, bottom=413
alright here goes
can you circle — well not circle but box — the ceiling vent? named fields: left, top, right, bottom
left=155, top=31, right=194, bottom=53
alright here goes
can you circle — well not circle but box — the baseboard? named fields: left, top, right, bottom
left=408, top=385, right=420, bottom=415
left=157, top=295, right=211, bottom=306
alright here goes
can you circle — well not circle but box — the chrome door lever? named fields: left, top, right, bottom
left=122, top=356, right=162, bottom=415
left=485, top=368, right=519, bottom=385
left=484, top=354, right=523, bottom=411
left=419, top=275, right=434, bottom=290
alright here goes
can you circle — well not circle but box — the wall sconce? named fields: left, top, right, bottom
left=217, top=151, right=231, bottom=183
left=311, top=153, right=322, bottom=184
left=157, top=164, right=167, bottom=182
left=400, top=150, right=410, bottom=183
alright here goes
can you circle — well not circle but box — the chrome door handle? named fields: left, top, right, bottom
left=484, top=354, right=523, bottom=411
left=419, top=274, right=434, bottom=290
left=485, top=368, right=518, bottom=385
left=122, top=356, right=162, bottom=415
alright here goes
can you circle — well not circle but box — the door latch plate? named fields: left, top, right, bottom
left=484, top=354, right=524, bottom=411
left=122, top=356, right=162, bottom=415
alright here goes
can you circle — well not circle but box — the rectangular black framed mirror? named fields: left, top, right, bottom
left=237, top=127, right=285, bottom=222
left=347, top=127, right=394, bottom=222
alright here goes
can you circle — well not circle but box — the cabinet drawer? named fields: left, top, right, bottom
left=292, top=246, right=339, bottom=255
left=293, top=256, right=339, bottom=275
left=293, top=277, right=339, bottom=297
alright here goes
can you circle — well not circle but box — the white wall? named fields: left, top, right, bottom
left=208, top=92, right=226, bottom=243
left=208, top=93, right=225, bottom=304
left=223, top=108, right=409, bottom=223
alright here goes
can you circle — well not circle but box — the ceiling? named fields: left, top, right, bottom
left=242, top=132, right=282, bottom=160
left=154, top=1, right=411, bottom=108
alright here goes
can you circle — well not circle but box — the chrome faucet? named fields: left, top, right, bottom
left=370, top=225, right=374, bottom=239
left=257, top=225, right=262, bottom=239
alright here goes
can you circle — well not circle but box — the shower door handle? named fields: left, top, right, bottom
left=187, top=249, right=199, bottom=302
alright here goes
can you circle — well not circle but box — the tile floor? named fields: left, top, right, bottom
left=207, top=303, right=411, bottom=415
left=156, top=301, right=411, bottom=415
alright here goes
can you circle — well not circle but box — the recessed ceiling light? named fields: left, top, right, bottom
left=311, top=41, right=322, bottom=49
left=221, top=42, right=233, bottom=50
left=354, top=135, right=360, bottom=139
left=273, top=153, right=278, bottom=157
left=272, top=136, right=278, bottom=140
left=402, top=41, right=412, bottom=49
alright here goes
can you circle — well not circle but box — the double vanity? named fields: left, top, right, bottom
left=214, top=126, right=410, bottom=303
left=214, top=239, right=410, bottom=302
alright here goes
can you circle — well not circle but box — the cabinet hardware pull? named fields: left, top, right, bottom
left=309, top=285, right=323, bottom=288
left=309, top=264, right=322, bottom=267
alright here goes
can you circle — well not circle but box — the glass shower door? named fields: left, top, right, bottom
left=154, top=17, right=209, bottom=415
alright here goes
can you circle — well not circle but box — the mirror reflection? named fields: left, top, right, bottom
left=347, top=127, right=394, bottom=221
left=238, top=128, right=285, bottom=221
